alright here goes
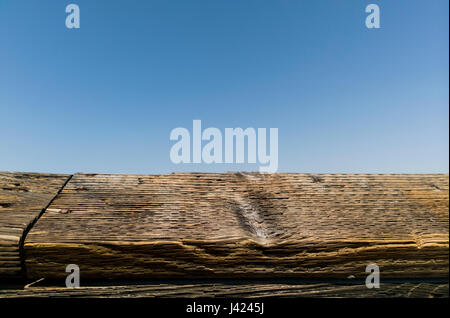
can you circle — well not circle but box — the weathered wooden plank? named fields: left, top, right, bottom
left=0, top=172, right=70, bottom=278
left=0, top=281, right=448, bottom=298
left=24, top=173, right=449, bottom=280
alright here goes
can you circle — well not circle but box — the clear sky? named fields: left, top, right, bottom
left=0, top=0, right=448, bottom=174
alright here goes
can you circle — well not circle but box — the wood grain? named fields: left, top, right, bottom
left=24, top=173, right=449, bottom=281
left=1, top=281, right=448, bottom=298
left=0, top=172, right=70, bottom=278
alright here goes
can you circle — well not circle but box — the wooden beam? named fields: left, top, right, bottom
left=24, top=173, right=448, bottom=280
left=0, top=172, right=70, bottom=278
left=1, top=281, right=448, bottom=298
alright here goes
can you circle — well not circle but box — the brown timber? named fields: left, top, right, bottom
left=0, top=172, right=70, bottom=278
left=1, top=172, right=448, bottom=297
left=23, top=173, right=449, bottom=280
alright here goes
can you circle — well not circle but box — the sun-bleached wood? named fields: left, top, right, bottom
left=24, top=173, right=449, bottom=281
left=0, top=172, right=70, bottom=278
left=1, top=281, right=448, bottom=298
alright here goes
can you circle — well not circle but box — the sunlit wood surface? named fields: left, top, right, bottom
left=1, top=172, right=448, bottom=297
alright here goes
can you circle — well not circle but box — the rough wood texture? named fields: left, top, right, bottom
left=1, top=281, right=448, bottom=298
left=24, top=173, right=449, bottom=281
left=0, top=172, right=70, bottom=278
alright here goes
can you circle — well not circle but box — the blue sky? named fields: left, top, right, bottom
left=0, top=0, right=448, bottom=174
